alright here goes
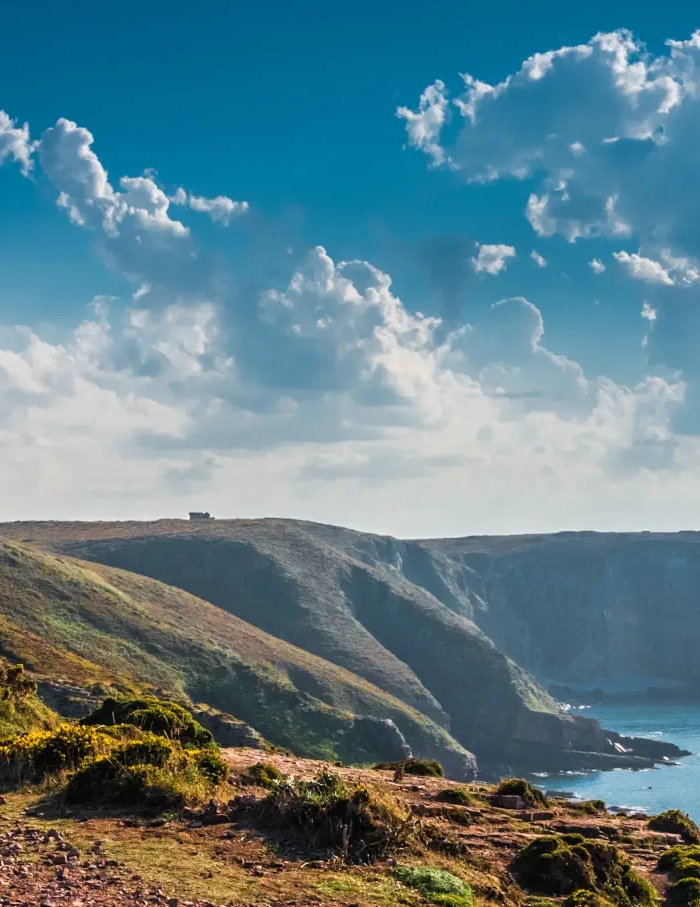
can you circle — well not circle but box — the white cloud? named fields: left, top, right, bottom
left=613, top=251, right=674, bottom=286
left=472, top=243, right=516, bottom=275
left=172, top=188, right=249, bottom=225
left=2, top=102, right=699, bottom=531
left=531, top=250, right=547, bottom=268
left=396, top=81, right=450, bottom=166
left=0, top=110, right=34, bottom=175
left=589, top=258, right=606, bottom=275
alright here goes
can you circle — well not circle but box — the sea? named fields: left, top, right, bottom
left=534, top=703, right=700, bottom=821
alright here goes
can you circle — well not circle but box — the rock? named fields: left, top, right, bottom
left=493, top=795, right=526, bottom=810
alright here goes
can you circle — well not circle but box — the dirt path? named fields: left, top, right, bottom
left=0, top=819, right=225, bottom=907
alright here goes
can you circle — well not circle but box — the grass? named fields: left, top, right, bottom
left=394, top=866, right=474, bottom=907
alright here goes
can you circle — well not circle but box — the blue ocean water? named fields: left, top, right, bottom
left=539, top=704, right=700, bottom=820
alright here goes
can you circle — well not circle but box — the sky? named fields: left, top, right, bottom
left=3, top=1, right=700, bottom=536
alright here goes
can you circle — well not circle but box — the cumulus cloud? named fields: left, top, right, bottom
left=1, top=103, right=698, bottom=530
left=472, top=243, right=516, bottom=275
left=613, top=251, right=674, bottom=286
left=0, top=110, right=34, bottom=175
left=171, top=187, right=249, bottom=225
left=589, top=258, right=606, bottom=274
left=400, top=28, right=700, bottom=433
left=531, top=250, right=547, bottom=268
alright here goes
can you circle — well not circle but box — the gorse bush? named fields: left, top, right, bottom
left=649, top=811, right=700, bottom=844
left=260, top=770, right=416, bottom=862
left=394, top=866, right=474, bottom=907
left=511, top=834, right=657, bottom=907
left=0, top=693, right=230, bottom=812
left=81, top=698, right=213, bottom=748
left=0, top=724, right=113, bottom=788
left=496, top=778, right=548, bottom=808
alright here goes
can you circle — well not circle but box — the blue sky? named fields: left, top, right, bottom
left=2, top=1, right=700, bottom=534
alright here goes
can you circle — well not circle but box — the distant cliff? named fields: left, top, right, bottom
left=5, top=519, right=693, bottom=777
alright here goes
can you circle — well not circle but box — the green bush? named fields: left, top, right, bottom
left=260, top=770, right=415, bottom=861
left=394, top=866, right=474, bottom=907
left=65, top=740, right=228, bottom=810
left=81, top=698, right=213, bottom=748
left=511, top=835, right=656, bottom=907
left=436, top=787, right=472, bottom=806
left=495, top=778, right=548, bottom=808
left=0, top=664, right=37, bottom=701
left=241, top=761, right=285, bottom=788
left=659, top=846, right=700, bottom=876
left=649, top=811, right=700, bottom=844
left=570, top=800, right=607, bottom=816
left=669, top=878, right=700, bottom=907
left=373, top=758, right=445, bottom=778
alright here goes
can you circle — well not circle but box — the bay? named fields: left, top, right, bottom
left=538, top=703, right=700, bottom=821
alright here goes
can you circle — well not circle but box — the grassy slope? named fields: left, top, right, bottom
left=0, top=538, right=470, bottom=770
left=1, top=519, right=574, bottom=765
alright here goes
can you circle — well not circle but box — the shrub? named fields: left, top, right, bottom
left=649, top=811, right=700, bottom=844
left=241, top=761, right=285, bottom=788
left=394, top=866, right=474, bottom=907
left=436, top=787, right=472, bottom=806
left=496, top=778, right=548, bottom=808
left=670, top=878, right=700, bottom=907
left=81, top=698, right=213, bottom=748
left=570, top=800, right=608, bottom=816
left=66, top=758, right=208, bottom=810
left=0, top=724, right=113, bottom=789
left=373, top=758, right=445, bottom=778
left=659, top=846, right=700, bottom=876
left=260, top=770, right=415, bottom=862
left=65, top=740, right=228, bottom=810
left=511, top=835, right=656, bottom=907
left=0, top=664, right=37, bottom=701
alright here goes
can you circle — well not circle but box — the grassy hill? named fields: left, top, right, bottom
left=3, top=518, right=684, bottom=775
left=0, top=538, right=474, bottom=773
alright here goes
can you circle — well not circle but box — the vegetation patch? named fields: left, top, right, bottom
left=495, top=778, right=548, bottom=808
left=394, top=865, right=474, bottom=907
left=658, top=845, right=700, bottom=876
left=0, top=663, right=57, bottom=738
left=81, top=698, right=213, bottom=748
left=373, top=758, right=445, bottom=778
left=648, top=811, right=700, bottom=844
left=259, top=769, right=416, bottom=862
left=669, top=878, right=700, bottom=907
left=0, top=724, right=113, bottom=789
left=564, top=891, right=616, bottom=907
left=241, top=761, right=285, bottom=788
left=511, top=834, right=657, bottom=907
left=435, top=787, right=472, bottom=806
left=570, top=800, right=608, bottom=816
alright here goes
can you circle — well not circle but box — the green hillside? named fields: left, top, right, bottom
left=1, top=518, right=632, bottom=775
left=0, top=538, right=472, bottom=774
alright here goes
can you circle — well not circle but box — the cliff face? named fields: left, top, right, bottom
left=418, top=533, right=700, bottom=689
